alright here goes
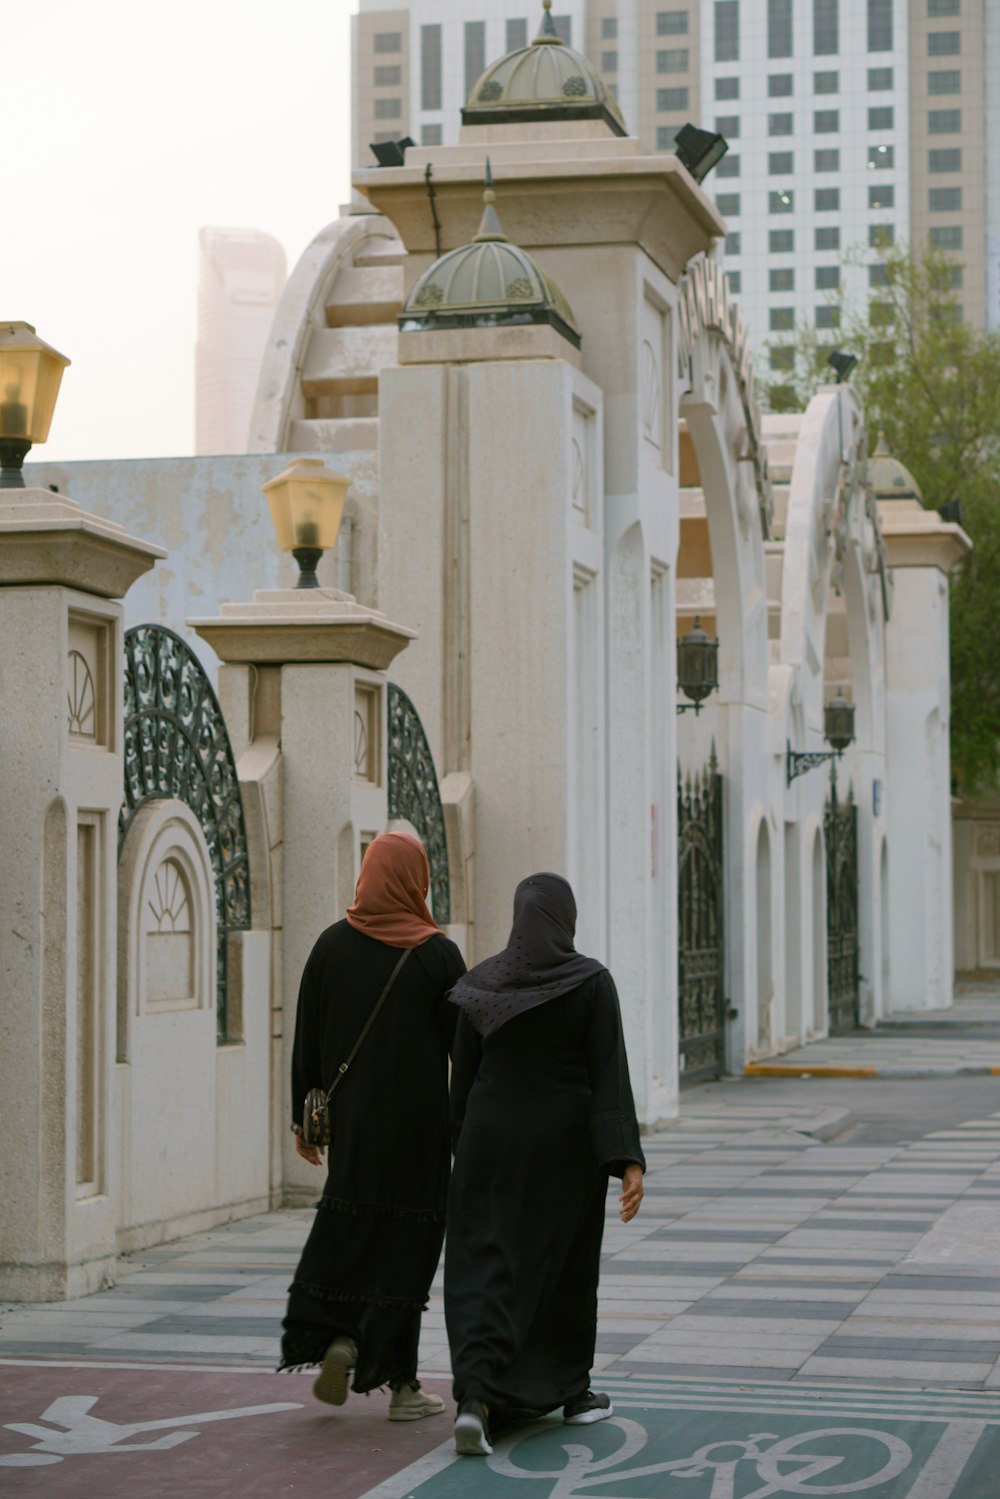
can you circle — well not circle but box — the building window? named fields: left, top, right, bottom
left=375, top=64, right=401, bottom=86
left=870, top=301, right=895, bottom=327
left=816, top=266, right=840, bottom=290
left=929, top=31, right=961, bottom=55
left=658, top=10, right=688, bottom=33
left=869, top=184, right=895, bottom=208
left=716, top=192, right=741, bottom=216
left=814, top=0, right=839, bottom=55
left=420, top=24, right=441, bottom=110
left=421, top=124, right=442, bottom=146
left=728, top=271, right=742, bottom=293
left=814, top=109, right=839, bottom=132
left=769, top=73, right=793, bottom=96
left=603, top=50, right=619, bottom=71
left=464, top=21, right=485, bottom=95
left=929, top=0, right=960, bottom=13
left=869, top=106, right=894, bottom=129
left=868, top=264, right=889, bottom=287
left=716, top=76, right=740, bottom=99
left=716, top=154, right=741, bottom=177
left=715, top=1, right=740, bottom=61
left=601, top=16, right=618, bottom=39
left=868, top=66, right=893, bottom=89
left=816, top=226, right=841, bottom=250
left=816, top=305, right=840, bottom=328
left=374, top=97, right=402, bottom=119
left=868, top=0, right=893, bottom=50
left=372, top=131, right=400, bottom=144
left=657, top=125, right=681, bottom=149
left=553, top=15, right=572, bottom=44
left=716, top=114, right=740, bottom=137
left=930, top=225, right=963, bottom=249
left=929, top=109, right=961, bottom=132
left=950, top=265, right=964, bottom=289
left=659, top=86, right=689, bottom=110
left=769, top=112, right=793, bottom=135
left=867, top=143, right=894, bottom=168
left=770, top=188, right=794, bottom=213
left=930, top=186, right=963, bottom=212
left=374, top=31, right=401, bottom=53
left=815, top=71, right=839, bottom=93
left=769, top=0, right=793, bottom=58
left=929, top=69, right=960, bottom=93
left=770, top=268, right=795, bottom=292
left=727, top=231, right=742, bottom=254
left=814, top=148, right=840, bottom=171
left=815, top=187, right=840, bottom=210
left=657, top=47, right=689, bottom=71
left=929, top=147, right=962, bottom=172
left=770, top=307, right=795, bottom=331
left=869, top=223, right=895, bottom=246
left=770, top=228, right=794, bottom=251
left=769, top=151, right=793, bottom=174
left=771, top=346, right=795, bottom=371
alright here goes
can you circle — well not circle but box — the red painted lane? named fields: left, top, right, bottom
left=0, top=1362, right=454, bottom=1497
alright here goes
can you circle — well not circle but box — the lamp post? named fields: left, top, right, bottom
left=262, top=459, right=351, bottom=589
left=786, top=695, right=856, bottom=785
left=676, top=617, right=719, bottom=715
left=0, top=323, right=71, bottom=488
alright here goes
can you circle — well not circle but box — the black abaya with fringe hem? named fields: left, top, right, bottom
left=280, top=921, right=465, bottom=1392
left=444, top=969, right=645, bottom=1413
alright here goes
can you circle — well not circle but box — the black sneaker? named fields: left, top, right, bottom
left=454, top=1398, right=493, bottom=1456
left=563, top=1390, right=613, bottom=1425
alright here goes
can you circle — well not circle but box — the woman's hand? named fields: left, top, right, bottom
left=619, top=1163, right=644, bottom=1223
left=294, top=1133, right=325, bottom=1167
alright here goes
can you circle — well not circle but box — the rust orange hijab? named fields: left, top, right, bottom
left=346, top=831, right=440, bottom=948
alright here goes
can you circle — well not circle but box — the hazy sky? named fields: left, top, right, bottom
left=7, top=0, right=353, bottom=461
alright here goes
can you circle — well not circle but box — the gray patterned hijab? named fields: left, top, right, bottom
left=447, top=872, right=605, bottom=1036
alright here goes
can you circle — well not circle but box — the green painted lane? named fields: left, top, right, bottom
left=363, top=1376, right=1000, bottom=1498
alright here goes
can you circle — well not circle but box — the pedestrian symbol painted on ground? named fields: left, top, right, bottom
left=0, top=1392, right=302, bottom=1467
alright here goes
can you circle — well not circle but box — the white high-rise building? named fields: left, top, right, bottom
left=352, top=0, right=997, bottom=350
left=195, top=228, right=287, bottom=455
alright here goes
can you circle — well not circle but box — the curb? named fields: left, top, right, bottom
left=745, top=1063, right=1000, bottom=1079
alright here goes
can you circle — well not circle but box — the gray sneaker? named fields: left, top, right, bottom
left=313, top=1336, right=357, bottom=1407
left=454, top=1398, right=493, bottom=1455
left=563, top=1390, right=613, bottom=1425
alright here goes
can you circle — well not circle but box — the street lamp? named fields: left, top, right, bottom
left=0, top=322, right=71, bottom=488
left=786, top=695, right=856, bottom=784
left=262, top=459, right=351, bottom=589
left=677, top=617, right=719, bottom=714
left=673, top=124, right=729, bottom=183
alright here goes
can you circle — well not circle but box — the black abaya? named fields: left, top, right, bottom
left=280, top=921, right=465, bottom=1391
left=445, top=969, right=645, bottom=1413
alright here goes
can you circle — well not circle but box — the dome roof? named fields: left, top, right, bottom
left=399, top=166, right=581, bottom=348
left=462, top=0, right=627, bottom=137
left=869, top=431, right=924, bottom=506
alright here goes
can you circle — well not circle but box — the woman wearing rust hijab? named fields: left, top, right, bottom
left=445, top=873, right=645, bottom=1456
left=280, top=831, right=465, bottom=1418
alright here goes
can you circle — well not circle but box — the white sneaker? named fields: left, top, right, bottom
left=313, top=1336, right=357, bottom=1407
left=388, top=1383, right=446, bottom=1421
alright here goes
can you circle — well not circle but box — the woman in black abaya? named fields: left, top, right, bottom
left=444, top=872, right=645, bottom=1456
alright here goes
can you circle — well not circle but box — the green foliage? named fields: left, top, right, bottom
left=762, top=242, right=1000, bottom=793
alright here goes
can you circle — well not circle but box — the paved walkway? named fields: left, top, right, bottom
left=3, top=1084, right=1000, bottom=1494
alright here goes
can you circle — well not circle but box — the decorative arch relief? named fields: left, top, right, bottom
left=67, top=612, right=111, bottom=747
left=677, top=254, right=773, bottom=538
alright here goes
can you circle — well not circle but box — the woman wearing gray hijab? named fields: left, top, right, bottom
left=444, top=872, right=645, bottom=1457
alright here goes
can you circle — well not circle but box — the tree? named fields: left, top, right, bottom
left=763, top=241, right=1000, bottom=793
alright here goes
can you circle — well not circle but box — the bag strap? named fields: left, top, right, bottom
left=324, top=947, right=411, bottom=1104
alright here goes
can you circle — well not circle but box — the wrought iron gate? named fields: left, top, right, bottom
left=387, top=682, right=451, bottom=924
left=677, top=756, right=726, bottom=1084
left=825, top=776, right=859, bottom=1034
left=119, top=625, right=251, bottom=1041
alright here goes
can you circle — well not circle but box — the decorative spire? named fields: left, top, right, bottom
left=472, top=158, right=508, bottom=243
left=533, top=0, right=562, bottom=46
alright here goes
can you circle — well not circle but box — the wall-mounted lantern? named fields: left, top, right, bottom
left=263, top=458, right=351, bottom=589
left=786, top=695, right=856, bottom=785
left=677, top=617, right=719, bottom=715
left=0, top=322, right=71, bottom=488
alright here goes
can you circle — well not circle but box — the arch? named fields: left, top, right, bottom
left=755, top=819, right=773, bottom=1049
left=783, top=821, right=802, bottom=1041
left=386, top=683, right=451, bottom=923
left=119, top=625, right=251, bottom=1041
left=811, top=825, right=827, bottom=1033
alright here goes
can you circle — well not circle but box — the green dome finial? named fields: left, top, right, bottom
left=535, top=0, right=561, bottom=44
left=473, top=159, right=507, bottom=243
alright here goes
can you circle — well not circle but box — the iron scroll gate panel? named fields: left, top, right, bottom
left=677, top=763, right=726, bottom=1084
left=825, top=779, right=860, bottom=1034
left=386, top=683, right=451, bottom=925
left=119, top=625, right=251, bottom=1042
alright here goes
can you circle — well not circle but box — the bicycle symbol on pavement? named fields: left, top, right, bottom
left=487, top=1416, right=913, bottom=1498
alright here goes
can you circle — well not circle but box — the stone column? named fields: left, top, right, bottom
left=191, top=589, right=414, bottom=1201
left=880, top=499, right=970, bottom=1010
left=0, top=489, right=164, bottom=1300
